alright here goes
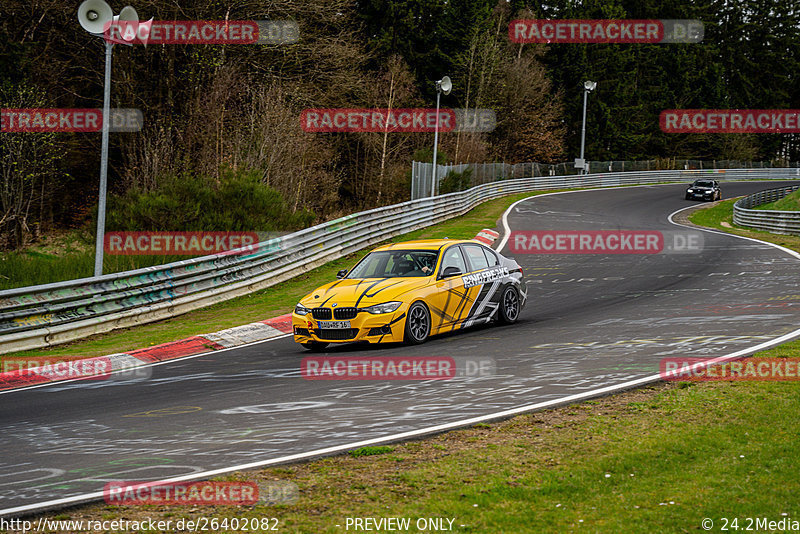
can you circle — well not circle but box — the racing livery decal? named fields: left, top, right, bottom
left=462, top=266, right=510, bottom=288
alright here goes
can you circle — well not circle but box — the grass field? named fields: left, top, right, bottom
left=687, top=197, right=800, bottom=252
left=0, top=227, right=193, bottom=291
left=753, top=188, right=800, bottom=211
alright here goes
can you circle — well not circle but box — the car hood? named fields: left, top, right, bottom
left=299, top=277, right=431, bottom=308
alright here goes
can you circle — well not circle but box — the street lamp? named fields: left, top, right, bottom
left=431, top=76, right=452, bottom=197
left=77, top=0, right=146, bottom=276
left=577, top=80, right=596, bottom=175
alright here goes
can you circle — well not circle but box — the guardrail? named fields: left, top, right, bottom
left=733, top=184, right=800, bottom=235
left=411, top=159, right=800, bottom=200
left=1, top=167, right=798, bottom=354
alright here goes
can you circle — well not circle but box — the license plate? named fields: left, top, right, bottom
left=317, top=320, right=351, bottom=329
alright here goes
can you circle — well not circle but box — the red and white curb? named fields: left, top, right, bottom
left=473, top=228, right=499, bottom=246
left=0, top=314, right=293, bottom=391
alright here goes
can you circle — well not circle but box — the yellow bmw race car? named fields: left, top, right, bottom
left=292, top=237, right=527, bottom=350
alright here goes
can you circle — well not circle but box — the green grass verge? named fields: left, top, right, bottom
left=688, top=197, right=800, bottom=255
left=0, top=227, right=195, bottom=291
left=0, top=190, right=558, bottom=364
left=348, top=446, right=395, bottom=458
left=754, top=189, right=800, bottom=211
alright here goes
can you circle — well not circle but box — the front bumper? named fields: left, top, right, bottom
left=292, top=309, right=407, bottom=345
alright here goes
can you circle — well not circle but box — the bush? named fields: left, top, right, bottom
left=106, top=167, right=315, bottom=232
left=438, top=168, right=473, bottom=194
left=412, top=147, right=448, bottom=165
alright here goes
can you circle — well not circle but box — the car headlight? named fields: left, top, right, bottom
left=363, top=301, right=403, bottom=314
left=295, top=303, right=311, bottom=316
left=687, top=189, right=694, bottom=193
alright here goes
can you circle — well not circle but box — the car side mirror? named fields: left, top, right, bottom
left=336, top=269, right=348, bottom=279
left=440, top=266, right=462, bottom=279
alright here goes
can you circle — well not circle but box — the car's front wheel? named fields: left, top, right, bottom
left=498, top=286, right=520, bottom=324
left=301, top=341, right=329, bottom=351
left=404, top=302, right=430, bottom=344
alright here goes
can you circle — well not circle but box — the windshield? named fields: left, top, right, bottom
left=693, top=181, right=714, bottom=187
left=346, top=250, right=439, bottom=278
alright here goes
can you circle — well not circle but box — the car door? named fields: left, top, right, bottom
left=428, top=245, right=472, bottom=332
left=460, top=244, right=505, bottom=326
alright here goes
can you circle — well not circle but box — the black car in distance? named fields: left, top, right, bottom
left=685, top=179, right=722, bottom=201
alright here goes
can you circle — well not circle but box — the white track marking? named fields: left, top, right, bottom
left=667, top=204, right=800, bottom=260
left=495, top=183, right=682, bottom=252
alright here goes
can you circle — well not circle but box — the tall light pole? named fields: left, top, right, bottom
left=578, top=80, right=596, bottom=175
left=77, top=0, right=145, bottom=276
left=431, top=76, right=452, bottom=197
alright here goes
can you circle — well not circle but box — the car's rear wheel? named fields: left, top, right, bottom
left=301, top=341, right=329, bottom=351
left=498, top=286, right=520, bottom=324
left=404, top=302, right=430, bottom=344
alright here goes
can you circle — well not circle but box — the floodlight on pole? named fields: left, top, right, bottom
left=78, top=0, right=145, bottom=277
left=578, top=80, right=596, bottom=175
left=431, top=76, right=451, bottom=197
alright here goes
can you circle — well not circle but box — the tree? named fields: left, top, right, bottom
left=0, top=82, right=68, bottom=249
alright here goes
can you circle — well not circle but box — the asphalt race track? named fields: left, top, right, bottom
left=2, top=181, right=800, bottom=516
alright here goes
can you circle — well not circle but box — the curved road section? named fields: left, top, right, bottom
left=2, top=181, right=799, bottom=516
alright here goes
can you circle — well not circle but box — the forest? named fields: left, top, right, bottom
left=1, top=0, right=798, bottom=251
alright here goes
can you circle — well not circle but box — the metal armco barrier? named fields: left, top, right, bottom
left=1, top=167, right=798, bottom=354
left=410, top=159, right=800, bottom=200
left=733, top=184, right=800, bottom=235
